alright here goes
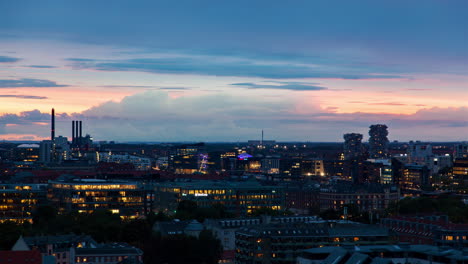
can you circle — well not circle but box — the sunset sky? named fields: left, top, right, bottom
left=0, top=0, right=467, bottom=142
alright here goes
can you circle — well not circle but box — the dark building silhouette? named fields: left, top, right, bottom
left=343, top=133, right=363, bottom=160
left=368, top=124, right=389, bottom=159
left=50, top=108, right=55, bottom=141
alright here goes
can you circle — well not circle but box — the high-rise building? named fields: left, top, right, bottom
left=39, top=140, right=55, bottom=163
left=343, top=133, right=363, bottom=160
left=368, top=124, right=389, bottom=159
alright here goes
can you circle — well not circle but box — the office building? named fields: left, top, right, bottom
left=235, top=221, right=391, bottom=264
left=261, top=158, right=280, bottom=174
left=0, top=184, right=47, bottom=223
left=154, top=180, right=284, bottom=216
left=401, top=165, right=430, bottom=191
left=318, top=181, right=399, bottom=213
left=48, top=179, right=146, bottom=219
left=453, top=158, right=468, bottom=186
left=368, top=124, right=389, bottom=159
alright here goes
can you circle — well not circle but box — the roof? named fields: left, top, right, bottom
left=345, top=252, right=369, bottom=264
left=75, top=243, right=143, bottom=256
left=302, top=244, right=468, bottom=262
left=185, top=220, right=203, bottom=232
left=11, top=236, right=30, bottom=251
left=24, top=234, right=97, bottom=248
left=0, top=250, right=42, bottom=264
left=156, top=179, right=282, bottom=191
left=236, top=222, right=388, bottom=238
left=17, top=144, right=39, bottom=148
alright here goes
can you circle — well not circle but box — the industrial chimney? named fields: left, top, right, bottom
left=72, top=121, right=75, bottom=144
left=51, top=108, right=55, bottom=141
left=79, top=120, right=83, bottom=139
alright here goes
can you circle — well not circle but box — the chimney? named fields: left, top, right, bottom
left=51, top=108, right=55, bottom=140
left=75, top=120, right=79, bottom=145
left=72, top=121, right=75, bottom=144
left=79, top=121, right=82, bottom=138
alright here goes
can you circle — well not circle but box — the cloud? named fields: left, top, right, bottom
left=66, top=56, right=403, bottom=80
left=25, top=65, right=57, bottom=68
left=0, top=55, right=20, bottom=63
left=230, top=82, right=327, bottom=91
left=368, top=102, right=407, bottom=106
left=0, top=92, right=466, bottom=142
left=158, top=87, right=192, bottom=90
left=99, top=85, right=155, bottom=88
left=0, top=94, right=48, bottom=99
left=0, top=78, right=68, bottom=88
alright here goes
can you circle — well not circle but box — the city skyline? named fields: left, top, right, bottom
left=0, top=1, right=467, bottom=142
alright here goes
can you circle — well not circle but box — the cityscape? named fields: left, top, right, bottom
left=1, top=1, right=468, bottom=264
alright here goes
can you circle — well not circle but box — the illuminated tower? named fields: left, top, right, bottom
left=368, top=124, right=389, bottom=159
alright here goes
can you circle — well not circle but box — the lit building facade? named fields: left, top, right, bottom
left=319, top=181, right=400, bottom=212
left=48, top=179, right=146, bottom=218
left=0, top=184, right=47, bottom=223
left=154, top=180, right=284, bottom=216
left=402, top=165, right=430, bottom=191
left=235, top=221, right=391, bottom=264
left=453, top=158, right=468, bottom=186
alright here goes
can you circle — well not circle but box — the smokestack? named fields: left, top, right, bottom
left=51, top=108, right=55, bottom=141
left=72, top=121, right=75, bottom=144
left=79, top=121, right=82, bottom=138
left=75, top=120, right=79, bottom=145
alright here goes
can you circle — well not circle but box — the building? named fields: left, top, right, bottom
left=454, top=143, right=468, bottom=159
left=300, top=159, right=324, bottom=177
left=283, top=182, right=320, bottom=214
left=0, top=184, right=47, bottom=223
left=21, top=235, right=143, bottom=264
left=381, top=215, right=468, bottom=248
left=407, top=141, right=433, bottom=165
left=401, top=164, right=430, bottom=191
left=261, top=158, right=280, bottom=175
left=54, top=136, right=71, bottom=162
left=39, top=140, right=55, bottom=164
left=11, top=144, right=40, bottom=167
left=318, top=181, right=399, bottom=213
left=24, top=234, right=97, bottom=264
left=235, top=221, right=391, bottom=264
left=73, top=243, right=143, bottom=264
left=343, top=133, right=364, bottom=160
left=154, top=179, right=284, bottom=216
left=453, top=158, right=468, bottom=186
left=297, top=244, right=468, bottom=264
left=368, top=124, right=389, bottom=159
left=206, top=216, right=321, bottom=251
left=48, top=179, right=146, bottom=219
left=363, top=159, right=393, bottom=184
left=98, top=153, right=151, bottom=171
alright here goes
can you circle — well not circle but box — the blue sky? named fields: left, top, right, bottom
left=0, top=0, right=466, bottom=141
